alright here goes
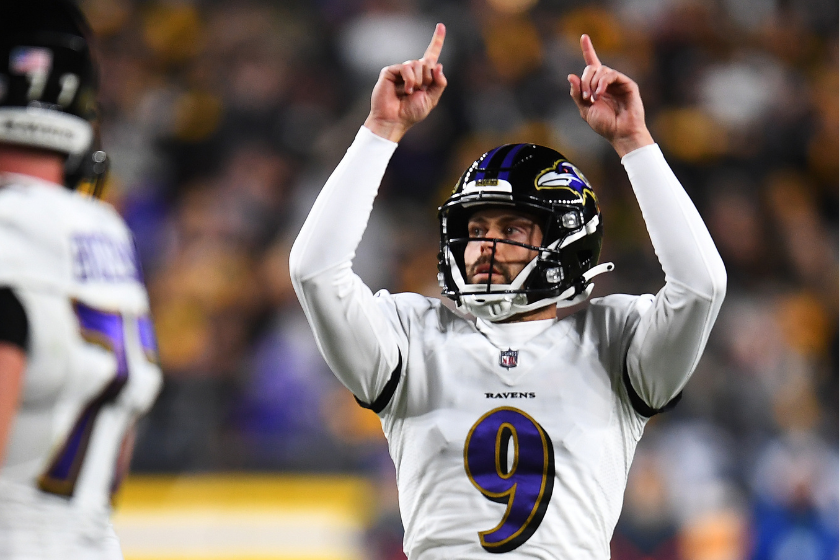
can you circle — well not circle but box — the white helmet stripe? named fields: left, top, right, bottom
left=0, top=107, right=93, bottom=156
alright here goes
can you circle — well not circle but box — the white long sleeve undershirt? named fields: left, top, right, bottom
left=289, top=126, right=727, bottom=410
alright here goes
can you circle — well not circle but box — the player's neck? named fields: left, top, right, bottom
left=498, top=304, right=557, bottom=324
left=0, top=145, right=65, bottom=185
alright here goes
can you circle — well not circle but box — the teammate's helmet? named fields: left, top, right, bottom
left=438, top=143, right=614, bottom=322
left=0, top=0, right=103, bottom=192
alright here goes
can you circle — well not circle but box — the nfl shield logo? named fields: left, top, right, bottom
left=499, top=349, right=518, bottom=369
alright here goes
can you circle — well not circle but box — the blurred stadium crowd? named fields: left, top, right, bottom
left=80, top=0, right=837, bottom=558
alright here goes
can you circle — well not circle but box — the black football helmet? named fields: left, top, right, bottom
left=0, top=0, right=106, bottom=194
left=438, top=143, right=613, bottom=321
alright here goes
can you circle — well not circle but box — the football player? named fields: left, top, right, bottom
left=0, top=2, right=162, bottom=558
left=290, top=24, right=726, bottom=559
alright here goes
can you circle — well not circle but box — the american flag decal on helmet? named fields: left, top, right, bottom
left=499, top=349, right=518, bottom=369
left=10, top=47, right=52, bottom=75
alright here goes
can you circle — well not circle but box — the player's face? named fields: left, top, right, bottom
left=464, top=209, right=543, bottom=284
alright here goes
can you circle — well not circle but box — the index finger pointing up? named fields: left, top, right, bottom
left=423, top=23, right=446, bottom=64
left=580, top=34, right=601, bottom=67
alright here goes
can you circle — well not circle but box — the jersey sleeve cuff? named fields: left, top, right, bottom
left=619, top=143, right=664, bottom=170
left=357, top=125, right=400, bottom=152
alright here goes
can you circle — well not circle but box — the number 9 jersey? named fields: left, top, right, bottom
left=290, top=127, right=726, bottom=559
left=0, top=175, right=162, bottom=559
left=365, top=289, right=660, bottom=559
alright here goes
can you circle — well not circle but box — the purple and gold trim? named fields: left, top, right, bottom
left=38, top=301, right=129, bottom=497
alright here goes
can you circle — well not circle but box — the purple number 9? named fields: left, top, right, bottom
left=464, top=407, right=555, bottom=553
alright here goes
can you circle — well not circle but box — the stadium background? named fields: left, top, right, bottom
left=77, top=0, right=837, bottom=558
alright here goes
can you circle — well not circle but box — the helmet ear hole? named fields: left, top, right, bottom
left=577, top=250, right=593, bottom=268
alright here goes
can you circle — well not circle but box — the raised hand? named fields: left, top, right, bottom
left=364, top=23, right=448, bottom=142
left=568, top=34, right=653, bottom=158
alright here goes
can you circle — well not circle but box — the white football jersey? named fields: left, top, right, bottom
left=290, top=128, right=726, bottom=559
left=370, top=291, right=650, bottom=559
left=0, top=174, right=162, bottom=559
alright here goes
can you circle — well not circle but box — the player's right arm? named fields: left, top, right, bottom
left=0, top=287, right=27, bottom=464
left=289, top=25, right=446, bottom=407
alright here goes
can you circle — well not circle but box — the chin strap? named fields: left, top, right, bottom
left=553, top=261, right=615, bottom=309
left=542, top=261, right=616, bottom=304
left=461, top=261, right=616, bottom=321
left=583, top=262, right=614, bottom=282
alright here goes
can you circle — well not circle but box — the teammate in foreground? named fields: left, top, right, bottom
left=0, top=2, right=161, bottom=558
left=290, top=24, right=726, bottom=559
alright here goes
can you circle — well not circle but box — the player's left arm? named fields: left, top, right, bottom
left=569, top=35, right=727, bottom=411
left=0, top=287, right=28, bottom=464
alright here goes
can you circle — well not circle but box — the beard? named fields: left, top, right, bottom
left=465, top=255, right=517, bottom=284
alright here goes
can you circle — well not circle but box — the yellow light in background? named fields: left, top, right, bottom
left=486, top=0, right=539, bottom=15
left=80, top=0, right=132, bottom=37
left=482, top=17, right=543, bottom=83
left=142, top=3, right=205, bottom=65
left=652, top=108, right=728, bottom=163
left=558, top=7, right=625, bottom=55
left=173, top=91, right=224, bottom=143
left=677, top=509, right=748, bottom=560
left=113, top=475, right=374, bottom=560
